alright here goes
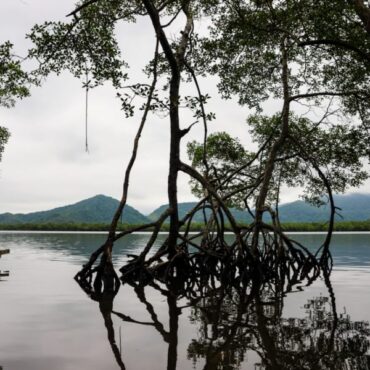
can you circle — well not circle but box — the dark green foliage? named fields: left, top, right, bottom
left=279, top=220, right=370, bottom=232
left=248, top=113, right=369, bottom=205
left=1, top=220, right=369, bottom=232
left=27, top=1, right=136, bottom=89
left=0, top=195, right=150, bottom=225
left=201, top=0, right=370, bottom=117
left=187, top=115, right=369, bottom=209
left=187, top=132, right=247, bottom=168
left=0, top=41, right=31, bottom=108
left=0, top=41, right=33, bottom=161
left=187, top=132, right=256, bottom=206
left=26, top=1, right=218, bottom=122
left=190, top=0, right=370, bottom=213
left=0, top=126, right=10, bottom=162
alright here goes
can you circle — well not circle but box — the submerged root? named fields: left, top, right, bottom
left=75, top=223, right=325, bottom=300
left=124, top=227, right=320, bottom=287
left=75, top=243, right=121, bottom=297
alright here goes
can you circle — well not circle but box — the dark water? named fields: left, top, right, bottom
left=0, top=232, right=370, bottom=369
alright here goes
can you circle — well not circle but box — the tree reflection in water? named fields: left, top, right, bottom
left=187, top=283, right=370, bottom=370
left=77, top=268, right=370, bottom=370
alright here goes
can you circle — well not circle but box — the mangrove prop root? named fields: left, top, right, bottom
left=76, top=222, right=325, bottom=297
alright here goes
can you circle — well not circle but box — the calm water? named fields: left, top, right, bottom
left=0, top=232, right=370, bottom=369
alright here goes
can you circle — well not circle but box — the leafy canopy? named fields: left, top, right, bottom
left=188, top=113, right=369, bottom=208
left=201, top=0, right=370, bottom=119
left=0, top=41, right=30, bottom=108
left=0, top=41, right=34, bottom=162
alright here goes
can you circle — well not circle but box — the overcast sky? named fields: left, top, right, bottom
left=0, top=0, right=369, bottom=215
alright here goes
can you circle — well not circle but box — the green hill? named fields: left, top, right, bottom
left=0, top=195, right=150, bottom=225
left=278, top=193, right=370, bottom=222
left=1, top=193, right=369, bottom=227
left=148, top=193, right=370, bottom=224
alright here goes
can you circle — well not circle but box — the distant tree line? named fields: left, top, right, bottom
left=1, top=220, right=370, bottom=232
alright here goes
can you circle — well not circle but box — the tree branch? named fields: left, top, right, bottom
left=67, top=0, right=101, bottom=17
left=179, top=161, right=240, bottom=234
left=290, top=90, right=368, bottom=101
left=298, top=39, right=370, bottom=63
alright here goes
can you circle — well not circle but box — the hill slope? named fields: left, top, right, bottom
left=148, top=193, right=370, bottom=224
left=278, top=193, right=370, bottom=222
left=1, top=193, right=369, bottom=226
left=0, top=195, right=150, bottom=225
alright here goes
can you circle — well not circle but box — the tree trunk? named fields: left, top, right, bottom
left=252, top=41, right=290, bottom=251
left=143, top=0, right=192, bottom=256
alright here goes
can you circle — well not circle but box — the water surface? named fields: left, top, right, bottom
left=0, top=232, right=369, bottom=369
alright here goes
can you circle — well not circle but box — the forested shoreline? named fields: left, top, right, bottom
left=1, top=221, right=369, bottom=232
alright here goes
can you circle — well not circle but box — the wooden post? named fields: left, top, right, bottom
left=0, top=249, right=10, bottom=278
left=0, top=249, right=10, bottom=258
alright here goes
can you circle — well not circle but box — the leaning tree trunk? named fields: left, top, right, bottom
left=252, top=40, right=291, bottom=252
left=143, top=0, right=193, bottom=256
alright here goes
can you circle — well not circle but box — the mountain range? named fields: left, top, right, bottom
left=0, top=193, right=369, bottom=225
left=149, top=193, right=370, bottom=223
